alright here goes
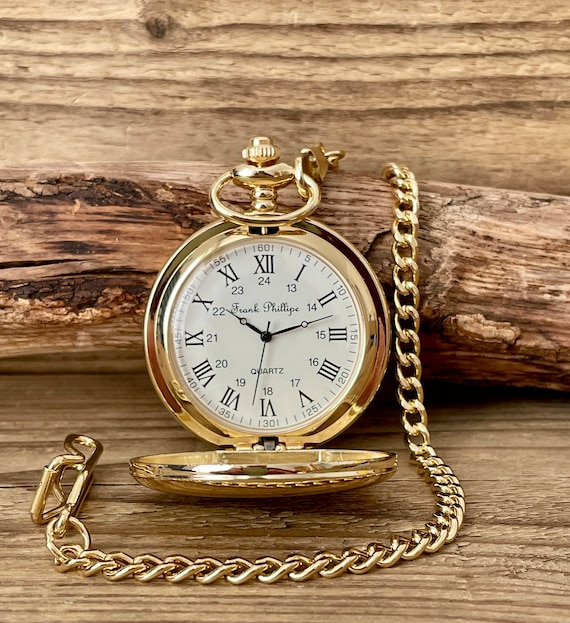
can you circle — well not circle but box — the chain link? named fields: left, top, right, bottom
left=385, top=163, right=433, bottom=451
left=32, top=164, right=464, bottom=583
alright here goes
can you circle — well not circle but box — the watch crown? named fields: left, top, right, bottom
left=242, top=137, right=280, bottom=166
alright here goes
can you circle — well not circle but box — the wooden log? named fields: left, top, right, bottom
left=0, top=163, right=568, bottom=390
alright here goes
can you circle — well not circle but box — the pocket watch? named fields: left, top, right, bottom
left=130, top=137, right=397, bottom=497
left=31, top=143, right=465, bottom=582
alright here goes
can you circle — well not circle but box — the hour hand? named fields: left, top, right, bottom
left=225, top=308, right=263, bottom=335
left=272, top=314, right=333, bottom=337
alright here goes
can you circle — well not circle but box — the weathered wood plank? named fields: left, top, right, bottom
left=0, top=162, right=569, bottom=390
left=0, top=372, right=568, bottom=622
left=0, top=1, right=569, bottom=193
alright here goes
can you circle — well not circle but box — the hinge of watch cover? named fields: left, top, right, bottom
left=250, top=437, right=289, bottom=451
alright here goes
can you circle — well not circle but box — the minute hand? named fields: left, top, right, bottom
left=272, top=314, right=333, bottom=337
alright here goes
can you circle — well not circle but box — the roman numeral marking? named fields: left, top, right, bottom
left=328, top=327, right=348, bottom=341
left=294, top=264, right=307, bottom=282
left=298, top=390, right=314, bottom=408
left=192, top=359, right=216, bottom=387
left=260, top=398, right=277, bottom=417
left=317, top=290, right=338, bottom=307
left=217, top=263, right=239, bottom=287
left=192, top=293, right=213, bottom=311
left=220, top=386, right=240, bottom=410
left=185, top=330, right=204, bottom=346
left=254, top=254, right=275, bottom=274
left=317, top=359, right=341, bottom=382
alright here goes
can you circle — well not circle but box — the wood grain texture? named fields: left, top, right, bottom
left=0, top=1, right=569, bottom=193
left=0, top=4, right=568, bottom=621
left=0, top=163, right=569, bottom=390
left=0, top=371, right=568, bottom=623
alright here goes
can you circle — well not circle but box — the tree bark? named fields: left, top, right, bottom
left=0, top=163, right=568, bottom=390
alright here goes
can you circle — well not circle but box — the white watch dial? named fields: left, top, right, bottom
left=170, top=238, right=365, bottom=434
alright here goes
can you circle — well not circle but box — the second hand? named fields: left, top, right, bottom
left=251, top=321, right=271, bottom=406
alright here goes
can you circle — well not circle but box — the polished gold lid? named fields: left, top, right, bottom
left=129, top=449, right=397, bottom=498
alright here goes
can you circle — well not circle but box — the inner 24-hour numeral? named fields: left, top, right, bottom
left=254, top=254, right=275, bottom=274
left=317, top=358, right=341, bottom=382
left=192, top=359, right=216, bottom=387
left=217, top=263, right=240, bottom=287
left=220, top=386, right=240, bottom=410
left=185, top=330, right=204, bottom=346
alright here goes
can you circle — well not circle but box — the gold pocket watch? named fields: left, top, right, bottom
left=130, top=137, right=397, bottom=497
left=31, top=139, right=465, bottom=582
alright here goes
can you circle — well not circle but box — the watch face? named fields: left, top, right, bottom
left=169, top=238, right=364, bottom=435
left=147, top=222, right=389, bottom=447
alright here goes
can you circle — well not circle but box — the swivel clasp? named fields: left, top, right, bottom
left=31, top=434, right=103, bottom=537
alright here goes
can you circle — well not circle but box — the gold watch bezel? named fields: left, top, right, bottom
left=144, top=218, right=390, bottom=450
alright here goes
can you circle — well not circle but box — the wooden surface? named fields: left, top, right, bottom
left=0, top=369, right=568, bottom=622
left=1, top=3, right=569, bottom=621
left=1, top=163, right=570, bottom=390
left=0, top=1, right=569, bottom=194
